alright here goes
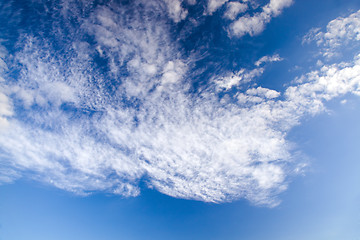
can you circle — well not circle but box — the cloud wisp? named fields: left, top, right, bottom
left=0, top=0, right=360, bottom=206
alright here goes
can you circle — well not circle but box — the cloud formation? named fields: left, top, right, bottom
left=0, top=44, right=12, bottom=129
left=163, top=0, right=188, bottom=22
left=0, top=0, right=360, bottom=206
left=224, top=2, right=248, bottom=20
left=206, top=0, right=229, bottom=15
left=303, top=9, right=360, bottom=58
left=230, top=0, right=293, bottom=37
left=255, top=54, right=283, bottom=67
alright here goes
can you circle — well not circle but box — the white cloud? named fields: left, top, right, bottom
left=0, top=91, right=13, bottom=129
left=1, top=0, right=360, bottom=207
left=0, top=44, right=12, bottom=129
left=1, top=31, right=292, bottom=205
left=160, top=60, right=187, bottom=85
left=302, top=27, right=321, bottom=45
left=83, top=3, right=183, bottom=99
left=322, top=10, right=360, bottom=47
left=163, top=0, right=188, bottom=22
left=303, top=10, right=360, bottom=58
left=285, top=54, right=360, bottom=109
left=214, top=68, right=264, bottom=90
left=247, top=87, right=280, bottom=99
left=263, top=0, right=293, bottom=16
left=230, top=0, right=293, bottom=37
left=224, top=2, right=248, bottom=20
left=6, top=33, right=359, bottom=205
left=237, top=87, right=281, bottom=105
left=231, top=12, right=268, bottom=37
left=255, top=54, right=283, bottom=66
left=206, top=0, right=229, bottom=15
left=214, top=54, right=283, bottom=91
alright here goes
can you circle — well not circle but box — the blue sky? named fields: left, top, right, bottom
left=0, top=0, right=360, bottom=239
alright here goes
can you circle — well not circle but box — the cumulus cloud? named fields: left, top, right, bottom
left=1, top=0, right=360, bottom=207
left=303, top=9, right=360, bottom=58
left=285, top=54, right=360, bottom=109
left=230, top=0, right=293, bottom=37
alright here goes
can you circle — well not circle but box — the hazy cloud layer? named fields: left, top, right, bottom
left=0, top=0, right=359, bottom=206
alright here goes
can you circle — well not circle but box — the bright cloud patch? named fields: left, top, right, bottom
left=0, top=0, right=360, bottom=206
left=230, top=0, right=293, bottom=37
left=163, top=0, right=188, bottom=22
left=303, top=9, right=360, bottom=58
left=207, top=0, right=229, bottom=15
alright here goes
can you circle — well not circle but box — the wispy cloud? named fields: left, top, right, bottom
left=255, top=54, right=283, bottom=67
left=214, top=68, right=264, bottom=91
left=0, top=43, right=12, bottom=129
left=0, top=1, right=360, bottom=207
left=230, top=0, right=293, bottom=37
